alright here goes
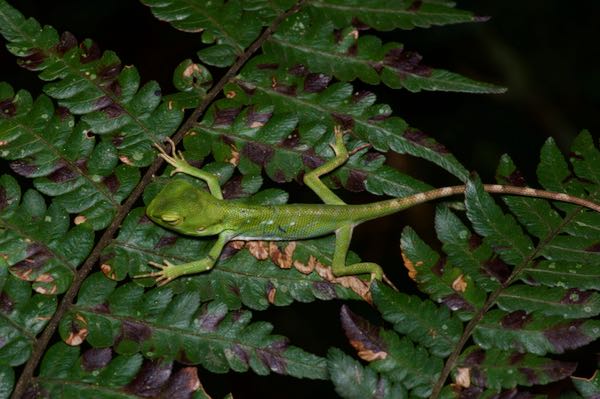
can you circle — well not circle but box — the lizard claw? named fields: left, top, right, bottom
left=154, top=138, right=192, bottom=176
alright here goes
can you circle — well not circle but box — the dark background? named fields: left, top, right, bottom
left=1, top=1, right=599, bottom=397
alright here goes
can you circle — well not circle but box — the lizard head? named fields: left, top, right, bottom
left=146, top=179, right=226, bottom=236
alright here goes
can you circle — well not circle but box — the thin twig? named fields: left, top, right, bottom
left=11, top=2, right=306, bottom=397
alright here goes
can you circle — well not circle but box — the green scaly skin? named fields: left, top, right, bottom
left=139, top=129, right=600, bottom=286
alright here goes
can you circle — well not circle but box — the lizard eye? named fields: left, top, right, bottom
left=160, top=212, right=182, bottom=225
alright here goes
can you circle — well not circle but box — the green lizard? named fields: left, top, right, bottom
left=138, top=127, right=600, bottom=286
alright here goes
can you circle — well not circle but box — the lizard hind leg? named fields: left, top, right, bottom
left=303, top=126, right=349, bottom=205
left=332, top=225, right=397, bottom=289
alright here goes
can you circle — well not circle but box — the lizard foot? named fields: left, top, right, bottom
left=154, top=138, right=194, bottom=176
left=135, top=260, right=179, bottom=286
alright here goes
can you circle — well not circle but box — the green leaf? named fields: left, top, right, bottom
left=474, top=309, right=600, bottom=355
left=0, top=365, right=13, bottom=399
left=37, top=342, right=213, bottom=398
left=227, top=55, right=468, bottom=181
left=0, top=2, right=184, bottom=167
left=456, top=346, right=576, bottom=391
left=465, top=177, right=534, bottom=266
left=61, top=277, right=328, bottom=379
left=400, top=226, right=487, bottom=320
left=327, top=348, right=407, bottom=399
left=141, top=0, right=265, bottom=67
left=0, top=85, right=140, bottom=229
left=371, top=282, right=462, bottom=358
left=497, top=285, right=600, bottom=318
left=521, top=260, right=600, bottom=291
left=265, top=12, right=505, bottom=93
left=309, top=0, right=482, bottom=30
left=573, top=370, right=600, bottom=398
left=0, top=175, right=93, bottom=293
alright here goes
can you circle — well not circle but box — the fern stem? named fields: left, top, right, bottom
left=10, top=2, right=307, bottom=397
left=429, top=205, right=586, bottom=398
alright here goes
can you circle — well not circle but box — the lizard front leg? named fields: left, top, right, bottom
left=136, top=231, right=232, bottom=286
left=155, top=138, right=224, bottom=199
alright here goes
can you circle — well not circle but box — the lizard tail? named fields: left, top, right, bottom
left=394, top=184, right=600, bottom=213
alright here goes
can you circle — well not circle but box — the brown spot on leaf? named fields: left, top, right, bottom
left=48, top=162, right=77, bottom=183
left=10, top=159, right=39, bottom=177
left=331, top=112, right=354, bottom=130
left=66, top=313, right=88, bottom=346
left=543, top=320, right=591, bottom=353
left=125, top=360, right=172, bottom=397
left=17, top=50, right=47, bottom=71
left=431, top=257, right=446, bottom=277
left=273, top=82, right=297, bottom=96
left=213, top=106, right=241, bottom=126
left=350, top=17, right=370, bottom=30
left=103, top=174, right=120, bottom=194
left=74, top=215, right=87, bottom=225
left=560, top=288, right=592, bottom=304
left=112, top=134, right=124, bottom=147
left=468, top=234, right=482, bottom=250
left=463, top=348, right=485, bottom=366
left=246, top=241, right=270, bottom=260
left=482, top=257, right=511, bottom=284
left=242, top=141, right=274, bottom=166
left=34, top=273, right=57, bottom=295
left=384, top=47, right=432, bottom=77
left=270, top=242, right=296, bottom=269
left=454, top=367, right=471, bottom=388
left=505, top=170, right=527, bottom=187
left=0, top=187, right=8, bottom=212
left=81, top=348, right=112, bottom=371
left=404, top=128, right=449, bottom=153
left=103, top=103, right=125, bottom=117
left=55, top=106, right=71, bottom=120
left=442, top=294, right=475, bottom=312
left=100, top=263, right=116, bottom=280
left=155, top=235, right=178, bottom=249
left=301, top=150, right=324, bottom=170
left=79, top=41, right=101, bottom=64
left=304, top=73, right=331, bottom=93
left=340, top=305, right=387, bottom=362
left=257, top=345, right=289, bottom=375
left=0, top=99, right=17, bottom=117
left=0, top=292, right=14, bottom=313
left=10, top=244, right=53, bottom=280
left=197, top=304, right=227, bottom=332
left=501, top=310, right=532, bottom=329
left=98, top=63, right=122, bottom=82
left=257, top=63, right=279, bottom=70
left=401, top=253, right=419, bottom=280
left=452, top=274, right=468, bottom=292
left=585, top=243, right=600, bottom=252
left=161, top=367, right=203, bottom=398
left=247, top=106, right=272, bottom=128
left=281, top=130, right=300, bottom=148
left=116, top=320, right=152, bottom=344
left=56, top=31, right=77, bottom=55
left=267, top=283, right=277, bottom=304
left=345, top=169, right=367, bottom=192
left=408, top=0, right=423, bottom=11
left=288, top=64, right=308, bottom=76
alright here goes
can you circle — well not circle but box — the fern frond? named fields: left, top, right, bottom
left=59, top=273, right=328, bottom=379
left=0, top=1, right=184, bottom=167
left=0, top=84, right=140, bottom=229
left=0, top=174, right=93, bottom=293
left=265, top=11, right=505, bottom=93
left=395, top=131, right=600, bottom=395
left=338, top=305, right=442, bottom=397
left=225, top=55, right=469, bottom=181
left=309, top=0, right=481, bottom=30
